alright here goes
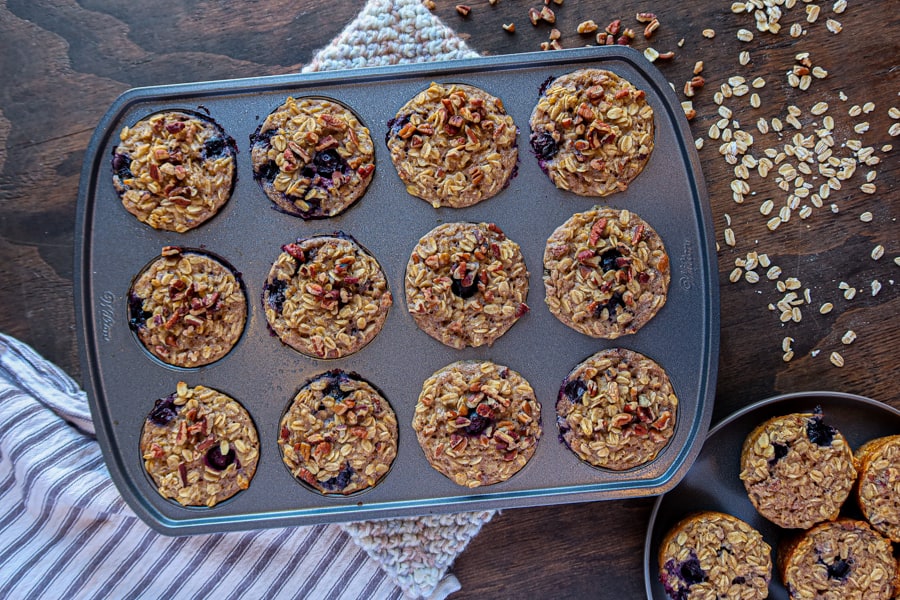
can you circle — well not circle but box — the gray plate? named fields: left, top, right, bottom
left=643, top=391, right=900, bottom=599
left=75, top=46, right=718, bottom=535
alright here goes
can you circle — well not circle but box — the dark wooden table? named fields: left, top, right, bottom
left=1, top=1, right=897, bottom=598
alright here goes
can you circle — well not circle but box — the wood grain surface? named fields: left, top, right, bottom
left=0, top=1, right=897, bottom=598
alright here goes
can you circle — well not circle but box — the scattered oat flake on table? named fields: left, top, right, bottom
left=782, top=336, right=794, bottom=352
left=830, top=351, right=845, bottom=367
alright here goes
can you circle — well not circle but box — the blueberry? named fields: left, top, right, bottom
left=202, top=136, right=228, bottom=160
left=450, top=263, right=479, bottom=299
left=679, top=555, right=706, bottom=586
left=256, top=159, right=280, bottom=184
left=311, top=148, right=348, bottom=179
left=451, top=276, right=479, bottom=299
left=265, top=279, right=288, bottom=313
left=806, top=416, right=835, bottom=447
left=322, top=464, right=355, bottom=490
left=322, top=372, right=348, bottom=403
left=128, top=292, right=152, bottom=331
left=149, top=394, right=179, bottom=426
left=204, top=445, right=236, bottom=471
left=599, top=249, right=624, bottom=272
left=556, top=414, right=570, bottom=440
left=660, top=559, right=685, bottom=600
left=112, top=153, right=133, bottom=180
left=464, top=413, right=491, bottom=436
left=530, top=131, right=559, bottom=161
left=593, top=292, right=625, bottom=318
left=826, top=558, right=851, bottom=581
left=563, top=379, right=587, bottom=404
left=250, top=127, right=276, bottom=153
left=769, top=442, right=789, bottom=466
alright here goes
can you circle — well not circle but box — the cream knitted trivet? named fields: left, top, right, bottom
left=302, top=0, right=478, bottom=73
left=304, top=1, right=494, bottom=599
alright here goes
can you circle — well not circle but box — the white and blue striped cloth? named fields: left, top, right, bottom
left=0, top=333, right=490, bottom=599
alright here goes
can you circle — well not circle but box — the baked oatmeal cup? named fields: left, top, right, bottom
left=250, top=96, right=375, bottom=218
left=529, top=68, right=654, bottom=196
left=779, top=519, right=897, bottom=600
left=128, top=246, right=246, bottom=368
left=386, top=82, right=518, bottom=208
left=739, top=411, right=857, bottom=529
left=658, top=511, right=772, bottom=600
left=557, top=348, right=677, bottom=471
left=140, top=382, right=259, bottom=507
left=855, top=434, right=900, bottom=542
left=412, top=360, right=541, bottom=488
left=278, top=370, right=398, bottom=496
left=405, top=222, right=529, bottom=349
left=112, top=110, right=237, bottom=232
left=262, top=233, right=392, bottom=359
left=543, top=206, right=669, bottom=339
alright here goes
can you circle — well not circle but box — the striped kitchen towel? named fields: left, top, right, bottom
left=0, top=3, right=495, bottom=597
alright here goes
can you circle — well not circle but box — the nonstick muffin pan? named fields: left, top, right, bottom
left=75, top=46, right=719, bottom=534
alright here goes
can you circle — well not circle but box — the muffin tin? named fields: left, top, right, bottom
left=74, top=46, right=719, bottom=534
